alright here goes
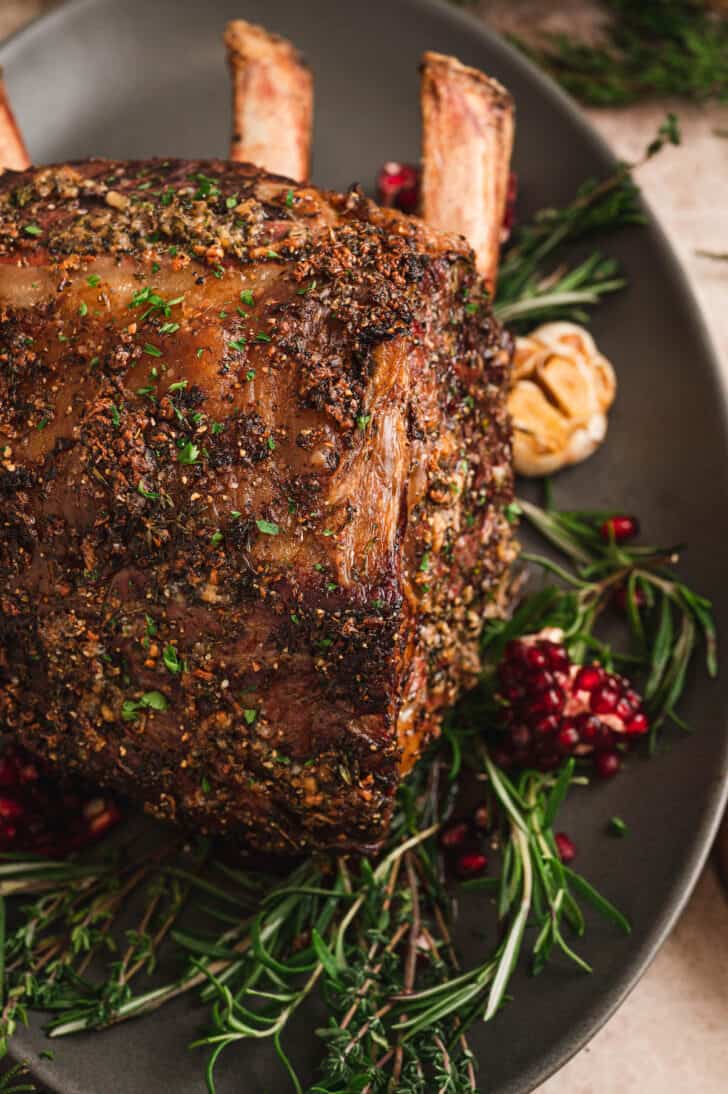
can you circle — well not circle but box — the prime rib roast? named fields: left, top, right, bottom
left=0, top=27, right=515, bottom=852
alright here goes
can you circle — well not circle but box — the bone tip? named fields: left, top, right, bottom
left=421, top=50, right=513, bottom=110
left=224, top=19, right=310, bottom=71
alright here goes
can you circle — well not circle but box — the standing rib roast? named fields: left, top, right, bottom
left=0, top=29, right=515, bottom=852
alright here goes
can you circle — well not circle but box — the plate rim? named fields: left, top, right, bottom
left=1, top=1, right=727, bottom=1091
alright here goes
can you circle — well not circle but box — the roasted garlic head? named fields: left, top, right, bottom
left=508, top=321, right=616, bottom=477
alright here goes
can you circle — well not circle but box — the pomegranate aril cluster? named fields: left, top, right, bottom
left=0, top=744, right=121, bottom=857
left=494, top=637, right=650, bottom=777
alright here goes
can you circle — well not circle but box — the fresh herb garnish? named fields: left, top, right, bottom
left=509, top=1, right=728, bottom=106
left=256, top=519, right=279, bottom=536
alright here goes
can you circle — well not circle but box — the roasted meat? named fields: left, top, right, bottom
left=0, top=157, right=513, bottom=851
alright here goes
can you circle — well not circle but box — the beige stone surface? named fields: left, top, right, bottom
left=1, top=3, right=727, bottom=1093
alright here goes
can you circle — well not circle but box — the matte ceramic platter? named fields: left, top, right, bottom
left=2, top=0, right=728, bottom=1091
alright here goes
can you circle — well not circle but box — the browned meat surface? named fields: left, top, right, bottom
left=0, top=158, right=513, bottom=852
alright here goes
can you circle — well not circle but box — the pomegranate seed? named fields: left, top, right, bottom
left=555, top=832, right=576, bottom=863
left=0, top=795, right=24, bottom=821
left=534, top=715, right=560, bottom=736
left=376, top=162, right=419, bottom=214
left=558, top=724, right=580, bottom=751
left=594, top=750, right=621, bottom=779
left=531, top=669, right=555, bottom=692
left=591, top=684, right=619, bottom=715
left=625, top=712, right=649, bottom=736
left=456, top=851, right=488, bottom=878
left=503, top=683, right=524, bottom=703
left=574, top=665, right=603, bottom=692
left=440, top=822, right=468, bottom=849
left=533, top=688, right=565, bottom=715
left=613, top=585, right=646, bottom=613
left=510, top=725, right=532, bottom=750
left=615, top=698, right=634, bottom=721
left=525, top=646, right=548, bottom=669
left=545, top=644, right=570, bottom=673
left=600, top=515, right=640, bottom=543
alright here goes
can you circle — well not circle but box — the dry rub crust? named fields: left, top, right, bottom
left=224, top=20, right=313, bottom=183
left=0, top=159, right=513, bottom=852
left=420, top=51, right=514, bottom=290
left=0, top=73, right=30, bottom=172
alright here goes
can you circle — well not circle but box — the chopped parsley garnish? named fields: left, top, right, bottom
left=226, top=194, right=239, bottom=210
left=192, top=173, right=220, bottom=200
left=256, top=519, right=280, bottom=536
left=419, top=552, right=431, bottom=573
left=110, top=403, right=121, bottom=428
left=86, top=274, right=101, bottom=287
left=246, top=369, right=256, bottom=381
left=240, top=290, right=255, bottom=306
left=144, top=614, right=158, bottom=637
left=504, top=501, right=523, bottom=524
left=177, top=442, right=200, bottom=466
left=162, top=644, right=184, bottom=674
left=230, top=338, right=246, bottom=352
left=297, top=280, right=316, bottom=295
left=200, top=775, right=211, bottom=794
left=78, top=301, right=88, bottom=317
left=121, top=690, right=168, bottom=722
left=137, top=481, right=159, bottom=500
left=23, top=224, right=42, bottom=237
left=357, top=414, right=371, bottom=431
left=255, top=332, right=272, bottom=343
left=285, top=189, right=294, bottom=207
left=37, top=417, right=49, bottom=430
left=168, top=380, right=188, bottom=394
left=143, top=343, right=162, bottom=357
left=267, top=437, right=276, bottom=451
left=211, top=531, right=224, bottom=547
left=609, top=816, right=629, bottom=837
left=243, top=709, right=257, bottom=725
left=159, top=321, right=180, bottom=335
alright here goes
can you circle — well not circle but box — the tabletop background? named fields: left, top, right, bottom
left=1, top=2, right=727, bottom=1092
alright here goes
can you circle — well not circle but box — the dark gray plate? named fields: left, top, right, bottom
left=2, top=0, right=728, bottom=1091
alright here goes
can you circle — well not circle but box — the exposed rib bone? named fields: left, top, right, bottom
left=0, top=72, right=30, bottom=171
left=420, top=51, right=514, bottom=289
left=224, top=20, right=313, bottom=183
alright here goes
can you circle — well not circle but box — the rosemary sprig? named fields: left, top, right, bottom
left=494, top=115, right=681, bottom=330
left=506, top=497, right=717, bottom=742
left=509, top=0, right=728, bottom=106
